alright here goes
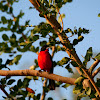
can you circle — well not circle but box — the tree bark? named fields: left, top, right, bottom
left=0, top=69, right=76, bottom=85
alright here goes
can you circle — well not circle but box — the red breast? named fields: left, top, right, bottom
left=38, top=49, right=52, bottom=72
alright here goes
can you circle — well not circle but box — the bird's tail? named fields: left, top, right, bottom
left=48, top=66, right=55, bottom=90
left=49, top=79, right=55, bottom=90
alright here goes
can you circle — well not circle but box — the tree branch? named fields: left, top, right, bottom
left=92, top=67, right=100, bottom=78
left=0, top=69, right=76, bottom=85
left=40, top=79, right=47, bottom=100
left=89, top=60, right=100, bottom=74
left=0, top=85, right=14, bottom=100
left=29, top=0, right=100, bottom=97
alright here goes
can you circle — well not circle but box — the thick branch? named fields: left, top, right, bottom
left=0, top=70, right=76, bottom=85
left=89, top=60, right=100, bottom=74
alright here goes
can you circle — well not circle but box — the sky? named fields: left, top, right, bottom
left=0, top=0, right=100, bottom=100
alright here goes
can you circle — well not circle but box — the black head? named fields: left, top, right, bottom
left=41, top=45, right=48, bottom=51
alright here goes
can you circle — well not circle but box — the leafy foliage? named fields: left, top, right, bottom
left=95, top=53, right=100, bottom=60
left=83, top=47, right=93, bottom=66
left=57, top=57, right=70, bottom=66
left=98, top=13, right=100, bottom=17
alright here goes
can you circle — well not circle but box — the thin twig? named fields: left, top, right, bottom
left=51, top=46, right=55, bottom=57
left=89, top=60, right=100, bottom=74
left=21, top=32, right=27, bottom=42
left=57, top=8, right=63, bottom=32
left=92, top=67, right=100, bottom=78
left=40, top=79, right=47, bottom=100
left=0, top=85, right=14, bottom=100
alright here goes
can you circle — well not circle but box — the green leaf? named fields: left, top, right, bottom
left=18, top=90, right=27, bottom=97
left=83, top=28, right=89, bottom=34
left=0, top=78, right=6, bottom=85
left=10, top=90, right=16, bottom=97
left=20, top=42, right=27, bottom=46
left=78, top=36, right=84, bottom=42
left=13, top=85, right=18, bottom=92
left=9, top=7, right=13, bottom=13
left=18, top=43, right=32, bottom=52
left=73, top=83, right=83, bottom=94
left=43, top=86, right=49, bottom=92
left=12, top=55, right=22, bottom=65
left=7, top=19, right=13, bottom=29
left=2, top=34, right=9, bottom=41
left=4, top=4, right=8, bottom=11
left=7, top=79, right=15, bottom=85
left=83, top=47, right=93, bottom=66
left=58, top=13, right=65, bottom=23
left=17, top=79, right=22, bottom=88
left=17, top=97, right=25, bottom=100
left=18, top=10, right=24, bottom=18
left=1, top=16, right=7, bottom=24
left=11, top=34, right=16, bottom=39
left=30, top=46, right=39, bottom=53
left=73, top=87, right=81, bottom=94
left=9, top=37, right=18, bottom=47
left=31, top=26, right=40, bottom=35
left=6, top=59, right=12, bottom=65
left=62, top=83, right=70, bottom=88
left=77, top=93, right=87, bottom=100
left=34, top=59, right=38, bottom=66
left=98, top=13, right=100, bottom=17
left=57, top=57, right=70, bottom=66
left=29, top=6, right=34, bottom=9
left=0, top=58, right=2, bottom=65
left=73, top=39, right=78, bottom=45
left=19, top=37, right=24, bottom=43
left=75, top=77, right=84, bottom=85
left=96, top=78, right=100, bottom=87
left=74, top=29, right=77, bottom=34
left=65, top=64, right=73, bottom=73
left=24, top=43, right=32, bottom=51
left=47, top=97, right=53, bottom=100
left=54, top=45, right=65, bottom=52
left=17, top=26, right=26, bottom=34
left=33, top=76, right=39, bottom=80
left=32, top=35, right=39, bottom=41
left=95, top=92, right=98, bottom=97
left=86, top=87, right=91, bottom=95
left=23, top=78, right=31, bottom=87
left=55, top=81, right=62, bottom=87
left=35, top=47, right=39, bottom=52
left=30, top=45, right=36, bottom=52
left=62, top=99, right=67, bottom=100
left=78, top=27, right=83, bottom=36
left=37, top=93, right=41, bottom=99
left=95, top=53, right=100, bottom=60
left=40, top=41, right=47, bottom=46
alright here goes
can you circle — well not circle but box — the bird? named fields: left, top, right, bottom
left=38, top=45, right=55, bottom=90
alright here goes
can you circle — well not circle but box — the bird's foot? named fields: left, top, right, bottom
left=39, top=70, right=42, bottom=73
